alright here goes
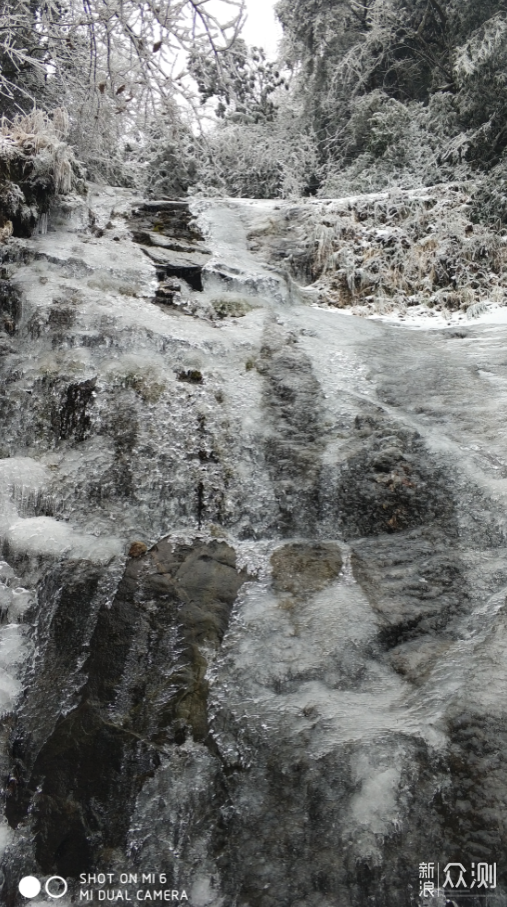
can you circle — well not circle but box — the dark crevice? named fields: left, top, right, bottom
left=57, top=377, right=97, bottom=442
left=197, top=480, right=205, bottom=528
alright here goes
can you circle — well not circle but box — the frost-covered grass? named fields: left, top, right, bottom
left=0, top=109, right=84, bottom=237
left=0, top=108, right=80, bottom=193
left=0, top=109, right=75, bottom=192
left=250, top=184, right=507, bottom=319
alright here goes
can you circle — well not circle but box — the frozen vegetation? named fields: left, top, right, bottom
left=245, top=186, right=507, bottom=322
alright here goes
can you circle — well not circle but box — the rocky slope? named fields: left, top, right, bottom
left=0, top=187, right=506, bottom=907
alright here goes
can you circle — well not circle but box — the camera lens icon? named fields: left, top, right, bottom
left=19, top=875, right=68, bottom=899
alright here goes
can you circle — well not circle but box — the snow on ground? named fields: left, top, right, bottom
left=314, top=300, right=507, bottom=330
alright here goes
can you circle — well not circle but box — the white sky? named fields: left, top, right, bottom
left=242, top=0, right=282, bottom=58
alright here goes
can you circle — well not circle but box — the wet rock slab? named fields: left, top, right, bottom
left=4, top=539, right=248, bottom=883
left=130, top=199, right=210, bottom=293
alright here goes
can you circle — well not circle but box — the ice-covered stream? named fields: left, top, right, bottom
left=0, top=187, right=506, bottom=906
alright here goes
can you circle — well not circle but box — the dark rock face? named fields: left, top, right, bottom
left=352, top=529, right=467, bottom=651
left=337, top=413, right=456, bottom=539
left=4, top=540, right=248, bottom=882
left=130, top=200, right=209, bottom=293
left=56, top=377, right=97, bottom=442
left=141, top=246, right=207, bottom=291
left=259, top=325, right=325, bottom=537
left=437, top=712, right=507, bottom=867
left=0, top=279, right=22, bottom=335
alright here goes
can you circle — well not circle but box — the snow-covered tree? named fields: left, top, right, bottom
left=1, top=0, right=246, bottom=181
left=274, top=0, right=507, bottom=192
left=189, top=40, right=287, bottom=124
left=0, top=0, right=51, bottom=116
left=192, top=100, right=319, bottom=198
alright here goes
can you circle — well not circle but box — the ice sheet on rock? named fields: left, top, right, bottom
left=29, top=229, right=153, bottom=284
left=15, top=186, right=154, bottom=305
left=0, top=592, right=32, bottom=781
left=192, top=199, right=290, bottom=304
left=0, top=664, right=22, bottom=712
left=5, top=516, right=122, bottom=563
left=189, top=875, right=224, bottom=907
left=0, top=563, right=15, bottom=584
left=350, top=754, right=401, bottom=834
left=0, top=458, right=53, bottom=523
left=0, top=820, right=14, bottom=862
left=48, top=194, right=89, bottom=234
left=208, top=575, right=446, bottom=756
left=0, top=458, right=51, bottom=493
left=0, top=625, right=26, bottom=668
left=8, top=587, right=32, bottom=621
left=4, top=188, right=507, bottom=903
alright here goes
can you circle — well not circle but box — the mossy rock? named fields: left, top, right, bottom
left=124, top=371, right=165, bottom=402
left=271, top=542, right=343, bottom=597
left=128, top=541, right=147, bottom=558
left=177, top=368, right=203, bottom=384
left=211, top=297, right=253, bottom=319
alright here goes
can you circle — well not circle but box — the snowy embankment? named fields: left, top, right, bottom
left=242, top=184, right=507, bottom=328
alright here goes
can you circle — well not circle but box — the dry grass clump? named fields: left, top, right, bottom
left=252, top=185, right=507, bottom=317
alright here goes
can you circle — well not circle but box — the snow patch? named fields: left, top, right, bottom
left=4, top=516, right=122, bottom=563
left=350, top=755, right=401, bottom=835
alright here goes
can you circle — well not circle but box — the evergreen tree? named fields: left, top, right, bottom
left=189, top=40, right=287, bottom=124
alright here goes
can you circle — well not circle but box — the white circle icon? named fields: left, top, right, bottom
left=45, top=876, right=68, bottom=899
left=18, top=876, right=41, bottom=898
